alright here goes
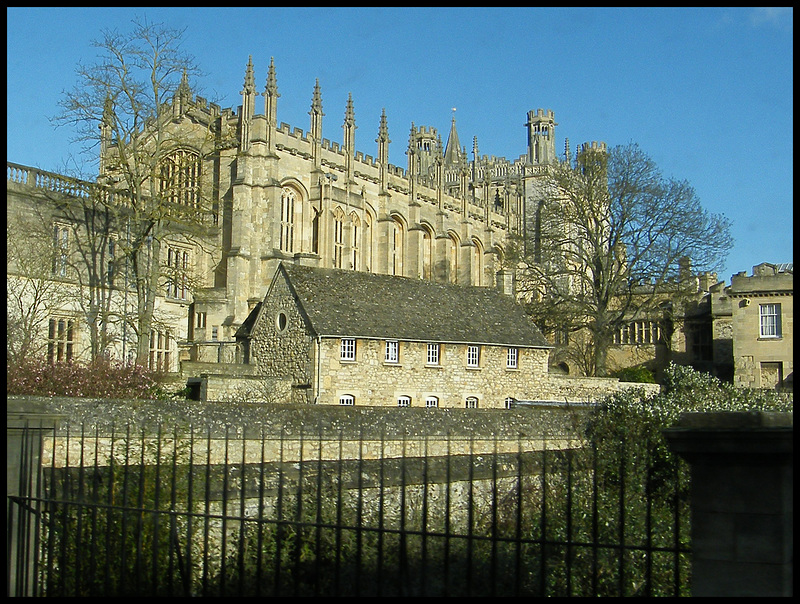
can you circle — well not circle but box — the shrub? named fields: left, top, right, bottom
left=6, top=357, right=162, bottom=399
left=613, top=365, right=656, bottom=383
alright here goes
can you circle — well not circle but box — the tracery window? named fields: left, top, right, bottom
left=421, top=224, right=433, bottom=280
left=448, top=233, right=460, bottom=284
left=351, top=213, right=360, bottom=271
left=160, top=149, right=201, bottom=207
left=333, top=208, right=345, bottom=268
left=280, top=188, right=296, bottom=253
left=391, top=217, right=405, bottom=276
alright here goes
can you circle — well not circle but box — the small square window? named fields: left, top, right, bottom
left=341, top=338, right=356, bottom=361
left=465, top=396, right=478, bottom=409
left=397, top=395, right=411, bottom=407
left=425, top=396, right=439, bottom=408
left=385, top=340, right=399, bottom=363
left=507, top=347, right=518, bottom=369
left=339, top=395, right=355, bottom=406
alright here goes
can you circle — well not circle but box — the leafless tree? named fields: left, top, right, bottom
left=513, top=143, right=733, bottom=376
left=52, top=18, right=223, bottom=366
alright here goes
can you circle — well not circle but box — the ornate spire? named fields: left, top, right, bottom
left=241, top=55, right=256, bottom=96
left=309, top=79, right=324, bottom=167
left=265, top=56, right=278, bottom=98
left=344, top=92, right=356, bottom=129
left=310, top=79, right=323, bottom=116
left=376, top=108, right=390, bottom=161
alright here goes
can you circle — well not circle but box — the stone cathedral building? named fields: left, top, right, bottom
left=7, top=58, right=568, bottom=382
left=13, top=57, right=784, bottom=403
left=176, top=57, right=561, bottom=351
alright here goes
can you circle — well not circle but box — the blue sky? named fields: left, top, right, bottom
left=7, top=7, right=793, bottom=283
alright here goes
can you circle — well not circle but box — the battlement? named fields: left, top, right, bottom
left=579, top=141, right=607, bottom=153
left=415, top=125, right=439, bottom=138
left=527, top=108, right=555, bottom=122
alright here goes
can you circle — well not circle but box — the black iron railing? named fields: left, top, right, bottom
left=8, top=421, right=691, bottom=597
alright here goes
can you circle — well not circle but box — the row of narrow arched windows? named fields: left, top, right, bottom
left=278, top=186, right=492, bottom=285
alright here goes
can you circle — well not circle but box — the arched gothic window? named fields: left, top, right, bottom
left=160, top=149, right=201, bottom=207
left=350, top=212, right=360, bottom=271
left=280, top=187, right=297, bottom=253
left=333, top=208, right=345, bottom=268
left=448, top=232, right=460, bottom=284
left=472, top=237, right=484, bottom=286
left=391, top=217, right=405, bottom=276
left=363, top=213, right=373, bottom=272
left=421, top=224, right=434, bottom=280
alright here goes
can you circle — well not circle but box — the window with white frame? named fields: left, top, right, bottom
left=340, top=338, right=356, bottom=361
left=48, top=317, right=75, bottom=364
left=467, top=345, right=480, bottom=368
left=759, top=304, right=782, bottom=338
left=339, top=394, right=355, bottom=406
left=507, top=347, right=518, bottom=369
left=385, top=340, right=399, bottom=363
left=426, top=343, right=440, bottom=365
left=465, top=396, right=478, bottom=409
left=397, top=395, right=411, bottom=407
left=504, top=397, right=515, bottom=409
left=425, top=396, right=439, bottom=408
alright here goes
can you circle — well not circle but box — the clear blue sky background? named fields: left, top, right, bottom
left=7, top=7, right=793, bottom=283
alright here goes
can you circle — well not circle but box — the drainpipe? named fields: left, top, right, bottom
left=315, top=334, right=322, bottom=404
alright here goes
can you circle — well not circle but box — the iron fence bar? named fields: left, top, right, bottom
left=539, top=435, right=547, bottom=595
left=617, top=436, right=626, bottom=596
left=313, top=427, right=324, bottom=596
left=644, top=439, right=653, bottom=597
left=591, top=441, right=599, bottom=596
left=334, top=428, right=344, bottom=595
left=513, top=436, right=523, bottom=597
left=355, top=425, right=365, bottom=596
left=293, top=425, right=304, bottom=596
left=151, top=423, right=163, bottom=596
left=376, top=427, right=386, bottom=596
left=237, top=427, right=248, bottom=596
left=466, top=435, right=474, bottom=596
left=490, top=434, right=499, bottom=597
left=201, top=426, right=212, bottom=595
left=420, top=435, right=430, bottom=594
left=255, top=426, right=267, bottom=597
left=566, top=446, right=573, bottom=596
left=274, top=428, right=285, bottom=596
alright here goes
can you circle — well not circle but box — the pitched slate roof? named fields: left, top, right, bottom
left=278, top=263, right=550, bottom=348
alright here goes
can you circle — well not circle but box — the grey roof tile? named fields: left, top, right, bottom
left=279, top=263, right=550, bottom=348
